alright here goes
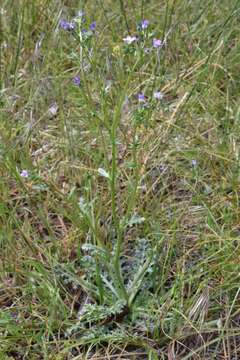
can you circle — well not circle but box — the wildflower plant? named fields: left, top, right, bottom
left=52, top=7, right=169, bottom=340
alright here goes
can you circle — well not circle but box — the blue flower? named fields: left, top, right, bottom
left=59, top=19, right=75, bottom=31
left=89, top=21, right=96, bottom=31
left=60, top=19, right=69, bottom=30
left=138, top=93, right=146, bottom=102
left=73, top=76, right=81, bottom=86
left=140, top=19, right=149, bottom=29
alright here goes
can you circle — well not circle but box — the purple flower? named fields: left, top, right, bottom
left=20, top=170, right=29, bottom=178
left=153, top=38, right=163, bottom=48
left=140, top=19, right=149, bottom=29
left=153, top=91, right=163, bottom=100
left=59, top=19, right=75, bottom=31
left=191, top=159, right=197, bottom=167
left=60, top=19, right=69, bottom=30
left=73, top=76, right=81, bottom=86
left=123, top=35, right=137, bottom=44
left=89, top=21, right=96, bottom=31
left=138, top=93, right=146, bottom=102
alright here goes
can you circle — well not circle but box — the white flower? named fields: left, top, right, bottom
left=20, top=170, right=29, bottom=178
left=153, top=91, right=163, bottom=100
left=123, top=36, right=137, bottom=44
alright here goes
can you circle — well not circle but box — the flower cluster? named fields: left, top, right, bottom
left=59, top=10, right=96, bottom=33
left=60, top=14, right=165, bottom=106
left=137, top=91, right=164, bottom=105
left=59, top=10, right=97, bottom=87
left=122, top=20, right=165, bottom=106
left=123, top=19, right=164, bottom=49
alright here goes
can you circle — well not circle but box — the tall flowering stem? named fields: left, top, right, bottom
left=110, top=61, right=139, bottom=302
left=110, top=92, right=128, bottom=301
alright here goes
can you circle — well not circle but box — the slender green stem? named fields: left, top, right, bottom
left=110, top=106, right=128, bottom=300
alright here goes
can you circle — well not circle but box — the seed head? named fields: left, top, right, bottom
left=144, top=47, right=152, bottom=54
